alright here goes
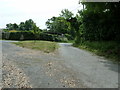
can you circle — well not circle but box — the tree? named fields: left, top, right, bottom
left=6, top=19, right=42, bottom=33
left=67, top=17, right=82, bottom=43
left=74, top=1, right=120, bottom=44
left=60, top=9, right=73, bottom=19
left=6, top=23, right=18, bottom=30
left=46, top=9, right=77, bottom=40
left=46, top=16, right=71, bottom=34
left=6, top=23, right=13, bottom=30
left=13, top=23, right=18, bottom=30
left=32, top=23, right=41, bottom=40
left=19, top=22, right=25, bottom=30
left=24, top=19, right=35, bottom=30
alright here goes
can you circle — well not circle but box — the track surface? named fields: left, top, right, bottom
left=2, top=41, right=118, bottom=88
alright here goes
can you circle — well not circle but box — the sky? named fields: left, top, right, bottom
left=0, top=0, right=82, bottom=29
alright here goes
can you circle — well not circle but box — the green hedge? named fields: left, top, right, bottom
left=2, top=32, right=35, bottom=40
left=2, top=32, right=62, bottom=41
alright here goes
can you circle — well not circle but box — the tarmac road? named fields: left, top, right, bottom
left=2, top=41, right=119, bottom=88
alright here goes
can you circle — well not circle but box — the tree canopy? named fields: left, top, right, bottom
left=46, top=9, right=76, bottom=39
left=6, top=19, right=40, bottom=31
left=74, top=2, right=120, bottom=43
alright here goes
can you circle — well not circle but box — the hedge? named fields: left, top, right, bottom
left=2, top=32, right=62, bottom=41
left=2, top=32, right=35, bottom=40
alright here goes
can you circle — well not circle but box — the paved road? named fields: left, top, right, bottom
left=59, top=43, right=118, bottom=88
left=2, top=41, right=118, bottom=88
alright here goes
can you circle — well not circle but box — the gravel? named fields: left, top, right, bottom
left=2, top=59, right=32, bottom=88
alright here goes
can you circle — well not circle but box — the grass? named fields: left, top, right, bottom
left=13, top=40, right=59, bottom=53
left=73, top=41, right=120, bottom=62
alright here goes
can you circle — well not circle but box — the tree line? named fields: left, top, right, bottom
left=46, top=2, right=120, bottom=44
left=5, top=2, right=120, bottom=43
left=6, top=19, right=40, bottom=31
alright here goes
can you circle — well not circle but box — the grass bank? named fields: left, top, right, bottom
left=73, top=41, right=120, bottom=62
left=13, top=41, right=59, bottom=53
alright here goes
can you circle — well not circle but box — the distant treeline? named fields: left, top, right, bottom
left=6, top=19, right=41, bottom=31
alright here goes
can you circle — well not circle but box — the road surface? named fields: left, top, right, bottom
left=2, top=41, right=119, bottom=88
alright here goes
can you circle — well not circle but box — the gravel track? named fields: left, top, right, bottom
left=2, top=41, right=119, bottom=88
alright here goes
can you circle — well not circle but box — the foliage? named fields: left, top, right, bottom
left=5, top=19, right=42, bottom=40
left=19, top=22, right=25, bottom=30
left=6, top=23, right=19, bottom=30
left=75, top=2, right=120, bottom=43
left=67, top=17, right=82, bottom=44
left=46, top=16, right=70, bottom=34
left=60, top=9, right=74, bottom=19
left=2, top=31, right=63, bottom=41
left=2, top=32, right=35, bottom=40
left=6, top=19, right=41, bottom=32
left=71, top=2, right=120, bottom=61
left=3, top=29, right=9, bottom=32
left=32, top=23, right=41, bottom=40
left=24, top=19, right=35, bottom=30
left=46, top=9, right=75, bottom=40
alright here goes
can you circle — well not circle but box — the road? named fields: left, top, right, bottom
left=2, top=41, right=118, bottom=88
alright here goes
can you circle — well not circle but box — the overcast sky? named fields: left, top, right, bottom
left=0, top=0, right=82, bottom=29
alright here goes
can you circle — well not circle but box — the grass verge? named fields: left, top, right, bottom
left=13, top=40, right=59, bottom=53
left=73, top=41, right=120, bottom=62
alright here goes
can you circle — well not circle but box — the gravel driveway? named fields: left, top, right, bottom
left=2, top=41, right=119, bottom=88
